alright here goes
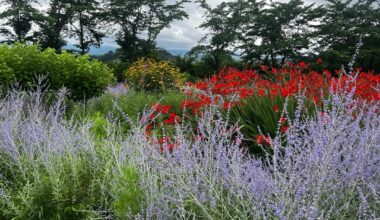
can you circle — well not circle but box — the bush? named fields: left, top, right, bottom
left=68, top=90, right=186, bottom=131
left=228, top=94, right=317, bottom=154
left=0, top=89, right=146, bottom=219
left=0, top=43, right=114, bottom=100
left=0, top=90, right=114, bottom=219
left=106, top=60, right=130, bottom=83
left=112, top=166, right=145, bottom=218
left=125, top=58, right=185, bottom=92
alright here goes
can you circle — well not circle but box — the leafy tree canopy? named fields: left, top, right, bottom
left=103, top=0, right=190, bottom=61
left=0, top=0, right=41, bottom=42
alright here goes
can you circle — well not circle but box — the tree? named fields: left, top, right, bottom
left=0, top=0, right=41, bottom=43
left=315, top=0, right=380, bottom=71
left=103, top=0, right=189, bottom=61
left=69, top=0, right=105, bottom=54
left=36, top=0, right=74, bottom=51
left=192, top=0, right=250, bottom=73
left=239, top=0, right=322, bottom=66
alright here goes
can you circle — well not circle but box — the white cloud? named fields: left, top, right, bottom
left=156, top=1, right=207, bottom=50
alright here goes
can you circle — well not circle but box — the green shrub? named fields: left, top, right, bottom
left=228, top=94, right=315, bottom=154
left=0, top=43, right=114, bottom=100
left=69, top=90, right=186, bottom=129
left=125, top=58, right=185, bottom=92
left=106, top=60, right=130, bottom=83
left=112, top=166, right=145, bottom=218
left=0, top=153, right=114, bottom=220
left=88, top=112, right=111, bottom=139
left=0, top=57, right=15, bottom=84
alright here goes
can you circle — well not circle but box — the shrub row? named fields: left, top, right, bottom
left=0, top=43, right=114, bottom=100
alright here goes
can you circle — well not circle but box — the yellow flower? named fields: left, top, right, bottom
left=124, top=57, right=184, bottom=91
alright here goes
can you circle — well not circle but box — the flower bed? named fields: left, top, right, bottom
left=144, top=62, right=380, bottom=152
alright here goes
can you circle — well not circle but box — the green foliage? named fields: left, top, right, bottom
left=104, top=0, right=189, bottom=61
left=193, top=0, right=242, bottom=73
left=112, top=166, right=145, bottom=218
left=36, top=0, right=74, bottom=51
left=88, top=112, right=110, bottom=139
left=0, top=57, right=15, bottom=84
left=125, top=58, right=185, bottom=92
left=106, top=60, right=130, bottom=82
left=0, top=136, right=144, bottom=219
left=0, top=153, right=114, bottom=219
left=69, top=0, right=105, bottom=54
left=0, top=43, right=114, bottom=100
left=315, top=0, right=380, bottom=72
left=69, top=90, right=186, bottom=129
left=0, top=0, right=41, bottom=43
left=239, top=0, right=321, bottom=66
left=181, top=52, right=243, bottom=79
left=228, top=94, right=314, bottom=154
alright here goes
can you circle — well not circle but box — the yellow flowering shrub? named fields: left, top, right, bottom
left=125, top=58, right=185, bottom=92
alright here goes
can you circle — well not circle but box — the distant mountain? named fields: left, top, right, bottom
left=89, top=46, right=118, bottom=55
left=167, top=49, right=189, bottom=57
left=64, top=44, right=189, bottom=57
left=64, top=45, right=117, bottom=55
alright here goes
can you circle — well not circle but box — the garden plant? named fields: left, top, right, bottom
left=0, top=62, right=379, bottom=219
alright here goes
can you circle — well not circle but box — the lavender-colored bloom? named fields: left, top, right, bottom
left=107, top=83, right=129, bottom=96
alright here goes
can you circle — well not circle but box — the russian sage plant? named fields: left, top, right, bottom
left=0, top=88, right=124, bottom=219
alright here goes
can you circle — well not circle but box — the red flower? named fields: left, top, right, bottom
left=312, top=97, right=319, bottom=104
left=152, top=104, right=171, bottom=114
left=145, top=124, right=153, bottom=137
left=258, top=89, right=265, bottom=97
left=281, top=89, right=291, bottom=97
left=298, top=61, right=306, bottom=68
left=261, top=65, right=269, bottom=72
left=161, top=105, right=171, bottom=114
left=281, top=126, right=289, bottom=133
left=158, top=136, right=176, bottom=153
left=316, top=58, right=323, bottom=65
left=164, top=113, right=180, bottom=125
left=239, top=88, right=254, bottom=99
left=223, top=102, right=232, bottom=109
left=256, top=135, right=271, bottom=145
left=273, top=105, right=280, bottom=113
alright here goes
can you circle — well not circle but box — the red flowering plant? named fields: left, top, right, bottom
left=142, top=62, right=380, bottom=154
left=177, top=63, right=379, bottom=153
left=140, top=103, right=182, bottom=152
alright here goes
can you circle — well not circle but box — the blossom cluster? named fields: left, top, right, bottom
left=183, top=63, right=380, bottom=114
left=125, top=57, right=185, bottom=92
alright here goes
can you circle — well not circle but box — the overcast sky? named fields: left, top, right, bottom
left=0, top=0, right=325, bottom=52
